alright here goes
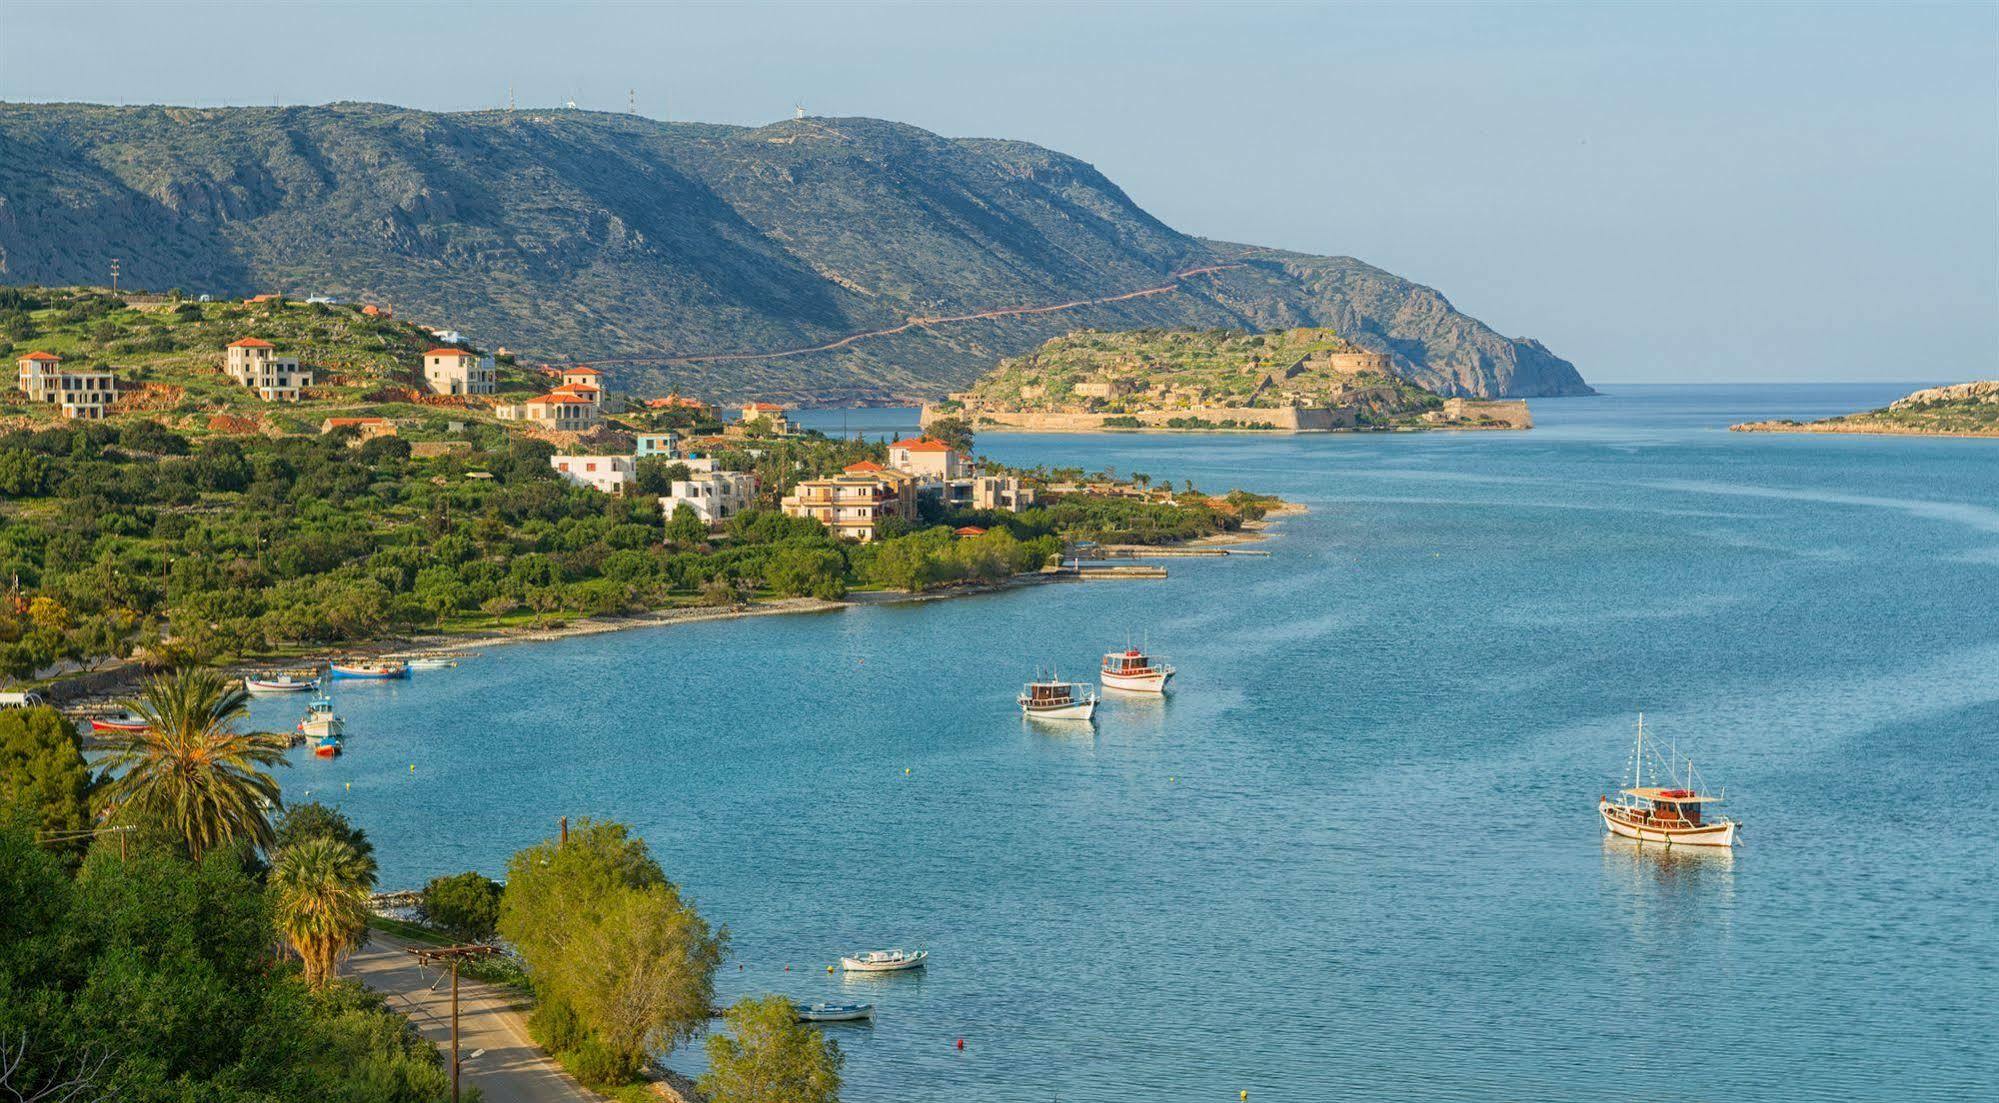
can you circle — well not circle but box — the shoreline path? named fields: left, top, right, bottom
left=345, top=932, right=599, bottom=1103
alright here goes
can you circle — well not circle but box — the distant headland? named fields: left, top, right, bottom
left=1732, top=381, right=1999, bottom=439
left=922, top=327, right=1532, bottom=434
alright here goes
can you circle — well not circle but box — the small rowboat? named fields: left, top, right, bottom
left=245, top=674, right=318, bottom=694
left=328, top=661, right=409, bottom=680
left=838, top=949, right=927, bottom=973
left=1019, top=677, right=1096, bottom=721
left=795, top=1002, right=874, bottom=1023
left=88, top=712, right=148, bottom=734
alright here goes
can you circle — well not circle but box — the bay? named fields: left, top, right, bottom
left=255, top=384, right=1999, bottom=1101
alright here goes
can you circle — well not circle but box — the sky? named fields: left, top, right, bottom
left=3, top=0, right=1994, bottom=384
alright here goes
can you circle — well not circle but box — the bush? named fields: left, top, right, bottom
left=564, top=1035, right=637, bottom=1089
left=421, top=870, right=502, bottom=941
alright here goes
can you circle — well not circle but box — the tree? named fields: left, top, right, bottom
left=98, top=668, right=288, bottom=861
left=701, top=994, right=844, bottom=1103
left=499, top=819, right=724, bottom=1076
left=0, top=707, right=93, bottom=860
left=274, top=801, right=378, bottom=887
left=665, top=502, right=709, bottom=548
left=925, top=416, right=975, bottom=454
left=269, top=835, right=373, bottom=988
left=422, top=870, right=502, bottom=941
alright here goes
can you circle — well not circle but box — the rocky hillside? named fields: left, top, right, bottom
left=1733, top=381, right=1999, bottom=438
left=0, top=102, right=1592, bottom=402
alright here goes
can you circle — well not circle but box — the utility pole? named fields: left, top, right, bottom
left=406, top=944, right=501, bottom=1103
left=110, top=258, right=120, bottom=292
left=559, top=815, right=568, bottom=845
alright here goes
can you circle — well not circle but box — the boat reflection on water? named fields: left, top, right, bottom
left=1600, top=834, right=1737, bottom=942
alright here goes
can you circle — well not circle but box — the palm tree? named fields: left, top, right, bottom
left=98, top=668, right=288, bottom=861
left=270, top=835, right=374, bottom=988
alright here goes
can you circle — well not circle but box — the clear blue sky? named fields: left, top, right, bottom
left=4, top=0, right=1993, bottom=383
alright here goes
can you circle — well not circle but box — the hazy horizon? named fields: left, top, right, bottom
left=3, top=0, right=1994, bottom=385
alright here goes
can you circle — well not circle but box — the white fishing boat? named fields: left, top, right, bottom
left=795, top=1002, right=875, bottom=1023
left=396, top=651, right=460, bottom=670
left=297, top=699, right=345, bottom=740
left=328, top=660, right=409, bottom=680
left=245, top=672, right=319, bottom=694
left=838, top=949, right=928, bottom=973
left=86, top=710, right=149, bottom=734
left=1018, top=677, right=1097, bottom=721
left=1598, top=715, right=1740, bottom=849
left=1100, top=645, right=1174, bottom=693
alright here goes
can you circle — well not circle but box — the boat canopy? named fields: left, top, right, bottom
left=1623, top=786, right=1723, bottom=803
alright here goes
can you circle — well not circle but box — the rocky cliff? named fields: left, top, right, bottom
left=0, top=102, right=1593, bottom=402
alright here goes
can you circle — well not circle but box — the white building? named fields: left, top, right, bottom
left=551, top=454, right=636, bottom=494
left=422, top=347, right=496, bottom=396
left=225, top=338, right=313, bottom=401
left=660, top=470, right=759, bottom=524
left=16, top=351, right=115, bottom=419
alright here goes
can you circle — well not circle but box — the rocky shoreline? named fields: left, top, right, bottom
left=1731, top=420, right=1999, bottom=439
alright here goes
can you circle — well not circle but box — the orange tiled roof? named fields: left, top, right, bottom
left=563, top=366, right=602, bottom=376
left=891, top=437, right=952, bottom=452
left=425, top=347, right=474, bottom=358
left=227, top=338, right=274, bottom=349
left=531, top=392, right=595, bottom=405
left=843, top=461, right=886, bottom=473
left=19, top=350, right=60, bottom=361
left=744, top=401, right=786, bottom=412
left=954, top=526, right=988, bottom=536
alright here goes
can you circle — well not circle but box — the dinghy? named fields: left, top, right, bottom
left=838, top=949, right=928, bottom=973
left=795, top=1002, right=875, bottom=1023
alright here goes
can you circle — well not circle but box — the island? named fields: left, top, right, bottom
left=1732, top=381, right=1999, bottom=438
left=921, top=327, right=1532, bottom=434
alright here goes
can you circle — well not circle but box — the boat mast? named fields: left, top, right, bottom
left=1634, top=713, right=1644, bottom=792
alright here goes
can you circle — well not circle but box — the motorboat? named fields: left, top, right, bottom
left=245, top=672, right=319, bottom=694
left=795, top=1002, right=875, bottom=1023
left=401, top=652, right=459, bottom=670
left=1018, top=677, right=1097, bottom=721
left=1598, top=715, right=1740, bottom=849
left=838, top=949, right=928, bottom=973
left=310, top=734, right=343, bottom=758
left=1100, top=646, right=1174, bottom=693
left=328, top=660, right=409, bottom=680
left=298, top=699, right=345, bottom=740
left=87, top=711, right=148, bottom=734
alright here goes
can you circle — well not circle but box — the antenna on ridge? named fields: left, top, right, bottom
left=508, top=83, right=515, bottom=111
left=629, top=88, right=636, bottom=114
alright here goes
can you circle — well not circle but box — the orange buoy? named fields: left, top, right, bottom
left=955, top=1038, right=964, bottom=1050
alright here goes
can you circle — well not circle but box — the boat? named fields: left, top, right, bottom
left=794, top=1002, right=875, bottom=1023
left=327, top=660, right=409, bottom=680
left=1100, top=645, right=1175, bottom=693
left=297, top=699, right=345, bottom=740
left=401, top=653, right=459, bottom=670
left=87, top=711, right=148, bottom=734
left=1018, top=676, right=1097, bottom=721
left=310, top=733, right=343, bottom=758
left=838, top=949, right=928, bottom=973
left=1598, top=715, right=1740, bottom=849
left=244, top=673, right=319, bottom=694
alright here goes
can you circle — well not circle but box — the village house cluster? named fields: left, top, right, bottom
left=546, top=401, right=1035, bottom=542
left=14, top=351, right=116, bottom=420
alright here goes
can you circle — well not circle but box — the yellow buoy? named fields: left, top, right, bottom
left=1241, top=1092, right=1249, bottom=1101
left=409, top=764, right=416, bottom=772
left=344, top=782, right=351, bottom=791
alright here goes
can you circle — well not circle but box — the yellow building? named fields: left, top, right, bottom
left=780, top=462, right=918, bottom=542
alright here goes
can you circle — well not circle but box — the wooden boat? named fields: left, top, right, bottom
left=327, top=660, right=409, bottom=680
left=838, top=949, right=928, bottom=973
left=1018, top=677, right=1096, bottom=721
left=1598, top=715, right=1740, bottom=848
left=795, top=1002, right=874, bottom=1023
left=297, top=699, right=345, bottom=740
left=1100, top=646, right=1174, bottom=693
left=87, top=711, right=148, bottom=734
left=310, top=734, right=343, bottom=758
left=245, top=673, right=319, bottom=694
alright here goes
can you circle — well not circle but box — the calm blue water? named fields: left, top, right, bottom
left=261, top=385, right=1999, bottom=1101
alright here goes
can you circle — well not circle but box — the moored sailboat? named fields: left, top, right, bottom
left=1598, top=715, right=1740, bottom=848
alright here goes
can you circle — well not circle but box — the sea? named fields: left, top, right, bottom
left=252, top=384, right=1999, bottom=1101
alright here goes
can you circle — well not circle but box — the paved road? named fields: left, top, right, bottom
left=344, top=933, right=599, bottom=1103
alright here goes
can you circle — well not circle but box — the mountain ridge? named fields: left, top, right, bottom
left=0, top=101, right=1592, bottom=402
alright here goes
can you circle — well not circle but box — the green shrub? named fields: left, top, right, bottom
left=421, top=869, right=502, bottom=941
